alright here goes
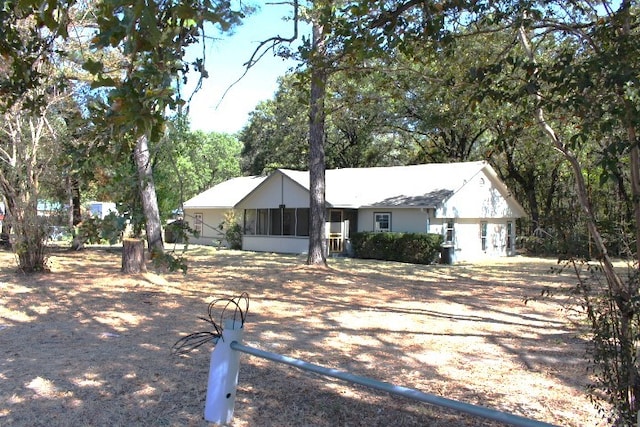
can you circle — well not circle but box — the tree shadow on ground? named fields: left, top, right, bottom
left=0, top=247, right=601, bottom=426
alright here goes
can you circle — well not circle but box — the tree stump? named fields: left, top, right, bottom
left=122, top=238, right=146, bottom=273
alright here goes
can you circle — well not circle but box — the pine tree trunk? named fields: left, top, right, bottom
left=122, top=238, right=146, bottom=273
left=133, top=133, right=164, bottom=255
left=71, top=176, right=82, bottom=226
left=307, top=19, right=327, bottom=266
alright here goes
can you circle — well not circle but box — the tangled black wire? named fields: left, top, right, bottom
left=171, top=292, right=249, bottom=355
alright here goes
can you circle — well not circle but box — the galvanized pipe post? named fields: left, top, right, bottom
left=203, top=319, right=244, bottom=424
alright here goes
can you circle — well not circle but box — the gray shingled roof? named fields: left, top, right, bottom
left=281, top=161, right=488, bottom=208
left=185, top=161, right=521, bottom=213
left=183, top=175, right=266, bottom=209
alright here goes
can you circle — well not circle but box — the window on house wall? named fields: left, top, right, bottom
left=194, top=213, right=203, bottom=236
left=506, top=221, right=514, bottom=251
left=374, top=212, right=391, bottom=232
left=244, top=209, right=256, bottom=235
left=445, top=220, right=454, bottom=243
left=480, top=221, right=488, bottom=251
left=296, top=208, right=309, bottom=236
left=256, top=209, right=269, bottom=235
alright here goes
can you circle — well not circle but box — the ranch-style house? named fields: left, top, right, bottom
left=182, top=161, right=526, bottom=263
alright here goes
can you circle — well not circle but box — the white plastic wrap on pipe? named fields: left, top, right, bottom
left=204, top=319, right=244, bottom=424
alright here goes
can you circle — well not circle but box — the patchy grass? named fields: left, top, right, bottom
left=0, top=246, right=606, bottom=426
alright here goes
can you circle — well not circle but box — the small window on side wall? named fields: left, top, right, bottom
left=445, top=220, right=454, bottom=243
left=480, top=221, right=488, bottom=251
left=374, top=212, right=391, bottom=232
left=506, top=221, right=514, bottom=251
left=194, top=213, right=203, bottom=236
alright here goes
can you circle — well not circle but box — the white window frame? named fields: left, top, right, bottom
left=506, top=221, right=514, bottom=252
left=445, top=219, right=454, bottom=243
left=480, top=221, right=488, bottom=251
left=374, top=212, right=391, bottom=233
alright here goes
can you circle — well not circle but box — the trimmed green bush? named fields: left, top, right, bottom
left=350, top=232, right=443, bottom=264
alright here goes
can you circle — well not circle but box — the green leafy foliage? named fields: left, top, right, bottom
left=74, top=212, right=127, bottom=245
left=85, top=0, right=249, bottom=139
left=151, top=248, right=188, bottom=274
left=219, top=210, right=242, bottom=250
left=0, top=0, right=74, bottom=111
left=155, top=116, right=242, bottom=217
left=552, top=258, right=640, bottom=426
left=351, top=232, right=443, bottom=265
left=240, top=70, right=417, bottom=175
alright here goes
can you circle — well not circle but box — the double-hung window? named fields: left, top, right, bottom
left=374, top=212, right=391, bottom=232
left=445, top=220, right=454, bottom=243
left=506, top=221, right=514, bottom=251
left=480, top=221, right=488, bottom=251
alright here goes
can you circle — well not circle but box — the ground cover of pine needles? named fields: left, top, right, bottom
left=0, top=245, right=606, bottom=426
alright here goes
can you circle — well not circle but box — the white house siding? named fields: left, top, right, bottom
left=242, top=235, right=309, bottom=254
left=237, top=173, right=311, bottom=254
left=357, top=208, right=429, bottom=233
left=183, top=208, right=227, bottom=246
left=238, top=172, right=309, bottom=209
left=440, top=218, right=515, bottom=262
left=437, top=171, right=522, bottom=219
left=427, top=217, right=446, bottom=234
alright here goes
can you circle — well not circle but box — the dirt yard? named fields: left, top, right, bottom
left=0, top=245, right=608, bottom=426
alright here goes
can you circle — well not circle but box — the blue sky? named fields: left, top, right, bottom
left=185, top=2, right=306, bottom=134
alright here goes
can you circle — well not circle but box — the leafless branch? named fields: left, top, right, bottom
left=216, top=0, right=300, bottom=108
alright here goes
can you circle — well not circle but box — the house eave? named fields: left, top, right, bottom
left=183, top=205, right=235, bottom=210
left=359, top=204, right=439, bottom=209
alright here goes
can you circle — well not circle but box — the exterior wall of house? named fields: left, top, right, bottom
left=182, top=208, right=227, bottom=246
left=454, top=219, right=497, bottom=261
left=434, top=218, right=516, bottom=262
left=238, top=173, right=309, bottom=209
left=356, top=206, right=516, bottom=263
left=237, top=174, right=310, bottom=253
left=242, top=235, right=309, bottom=254
left=437, top=171, right=522, bottom=219
left=87, top=201, right=117, bottom=219
left=357, top=208, right=430, bottom=233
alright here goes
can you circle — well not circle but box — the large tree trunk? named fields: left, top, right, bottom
left=122, top=238, right=146, bottom=273
left=133, top=133, right=164, bottom=255
left=67, top=175, right=82, bottom=250
left=307, top=19, right=327, bottom=266
left=629, top=132, right=640, bottom=264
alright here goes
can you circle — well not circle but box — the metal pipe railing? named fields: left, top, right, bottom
left=230, top=341, right=558, bottom=427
